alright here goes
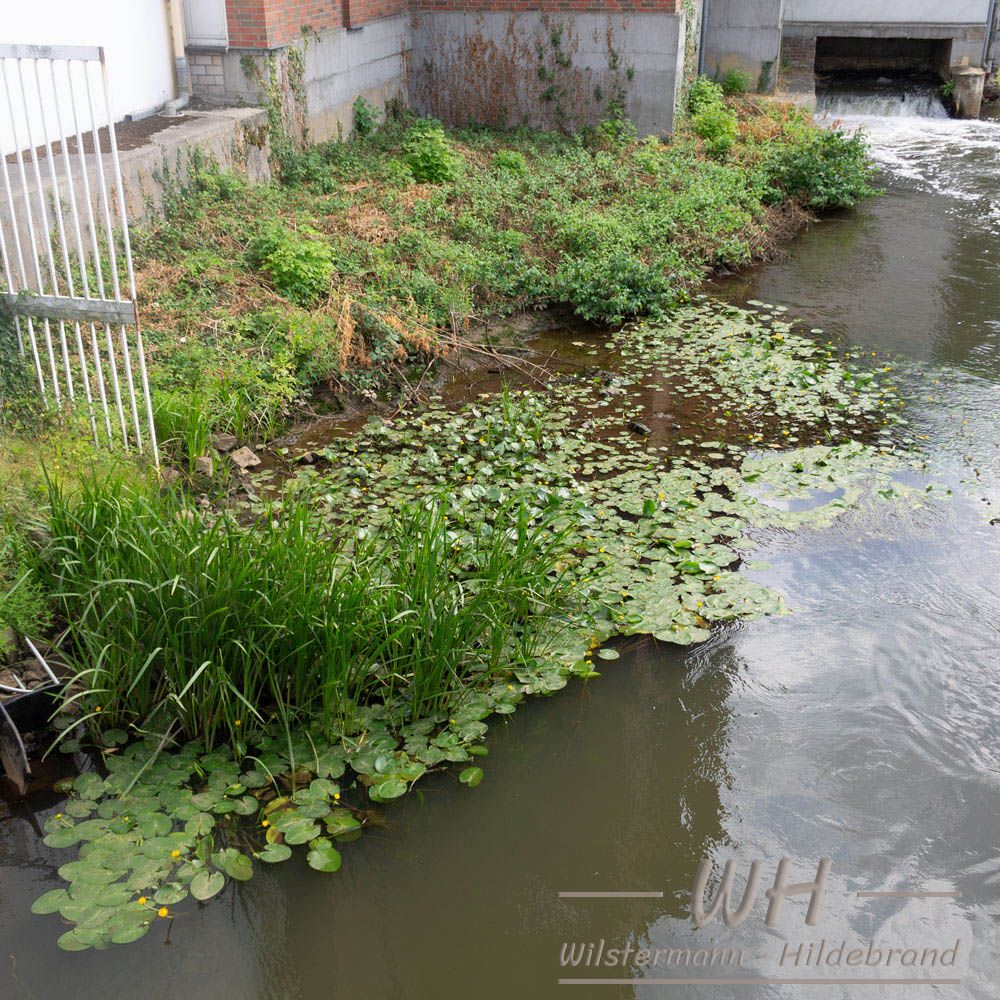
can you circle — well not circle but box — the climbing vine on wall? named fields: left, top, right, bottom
left=413, top=14, right=634, bottom=132
left=241, top=41, right=309, bottom=170
left=680, top=0, right=703, bottom=113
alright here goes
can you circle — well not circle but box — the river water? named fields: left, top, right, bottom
left=2, top=87, right=1000, bottom=999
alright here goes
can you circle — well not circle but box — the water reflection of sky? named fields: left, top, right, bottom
left=720, top=111, right=1000, bottom=381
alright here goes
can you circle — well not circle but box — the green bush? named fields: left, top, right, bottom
left=493, top=149, right=527, bottom=174
left=720, top=68, right=753, bottom=96
left=191, top=164, right=246, bottom=201
left=384, top=157, right=415, bottom=187
left=692, top=104, right=738, bottom=157
left=766, top=126, right=881, bottom=209
left=582, top=107, right=639, bottom=151
left=277, top=146, right=336, bottom=191
left=555, top=249, right=675, bottom=324
left=353, top=95, right=379, bottom=138
left=403, top=121, right=462, bottom=183
left=248, top=223, right=336, bottom=305
left=687, top=76, right=726, bottom=116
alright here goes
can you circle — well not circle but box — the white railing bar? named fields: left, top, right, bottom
left=65, top=59, right=114, bottom=444
left=0, top=45, right=102, bottom=63
left=81, top=61, right=130, bottom=446
left=94, top=62, right=144, bottom=453
left=1, top=59, right=60, bottom=400
left=1, top=291, right=136, bottom=325
left=16, top=57, right=76, bottom=401
left=24, top=636, right=60, bottom=687
left=34, top=57, right=98, bottom=441
left=84, top=61, right=138, bottom=448
left=0, top=216, right=24, bottom=355
left=100, top=54, right=158, bottom=465
left=47, top=56, right=105, bottom=447
left=0, top=215, right=24, bottom=353
left=0, top=138, right=45, bottom=395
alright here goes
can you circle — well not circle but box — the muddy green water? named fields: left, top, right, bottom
left=3, top=102, right=1000, bottom=999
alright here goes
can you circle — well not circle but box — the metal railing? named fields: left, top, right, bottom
left=0, top=43, right=158, bottom=464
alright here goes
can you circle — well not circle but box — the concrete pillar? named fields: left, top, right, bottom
left=951, top=66, right=986, bottom=118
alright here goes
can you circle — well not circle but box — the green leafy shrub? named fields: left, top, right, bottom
left=632, top=134, right=667, bottom=174
left=384, top=157, right=415, bottom=186
left=403, top=121, right=462, bottom=183
left=555, top=250, right=675, bottom=324
left=582, top=106, right=639, bottom=151
left=353, top=95, right=379, bottom=138
left=248, top=224, right=336, bottom=305
left=277, top=147, right=334, bottom=190
left=687, top=76, right=726, bottom=116
left=191, top=165, right=246, bottom=201
left=765, top=126, right=880, bottom=209
left=692, top=104, right=738, bottom=157
left=493, top=149, right=527, bottom=174
left=720, top=68, right=753, bottom=96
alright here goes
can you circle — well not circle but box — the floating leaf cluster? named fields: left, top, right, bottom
left=36, top=302, right=922, bottom=948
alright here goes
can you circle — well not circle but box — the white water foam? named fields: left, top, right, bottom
left=815, top=85, right=1000, bottom=230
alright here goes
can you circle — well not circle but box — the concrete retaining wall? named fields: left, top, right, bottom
left=782, top=21, right=987, bottom=70
left=410, top=11, right=685, bottom=135
left=701, top=0, right=783, bottom=92
left=0, top=107, right=271, bottom=275
left=201, top=15, right=411, bottom=143
left=784, top=0, right=989, bottom=25
left=119, top=107, right=272, bottom=220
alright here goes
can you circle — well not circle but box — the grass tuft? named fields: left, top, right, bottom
left=32, top=474, right=578, bottom=749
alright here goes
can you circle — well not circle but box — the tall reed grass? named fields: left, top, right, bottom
left=34, top=475, right=575, bottom=748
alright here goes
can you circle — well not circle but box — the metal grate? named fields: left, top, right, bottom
left=0, top=44, right=158, bottom=464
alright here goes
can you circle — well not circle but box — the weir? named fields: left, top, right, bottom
left=815, top=78, right=951, bottom=120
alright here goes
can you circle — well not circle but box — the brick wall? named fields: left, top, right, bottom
left=225, top=0, right=342, bottom=49
left=780, top=34, right=815, bottom=69
left=270, top=0, right=342, bottom=40
left=342, top=0, right=407, bottom=28
left=225, top=0, right=677, bottom=45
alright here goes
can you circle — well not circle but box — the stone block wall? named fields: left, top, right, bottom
left=189, top=52, right=228, bottom=99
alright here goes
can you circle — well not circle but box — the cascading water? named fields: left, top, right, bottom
left=816, top=77, right=951, bottom=119
left=815, top=77, right=1000, bottom=239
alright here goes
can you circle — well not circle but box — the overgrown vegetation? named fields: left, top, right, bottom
left=720, top=67, right=754, bottom=97
left=132, top=91, right=878, bottom=450
left=35, top=475, right=577, bottom=748
left=2, top=89, right=882, bottom=952
left=0, top=313, right=40, bottom=435
left=23, top=301, right=925, bottom=950
left=0, top=526, right=49, bottom=658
